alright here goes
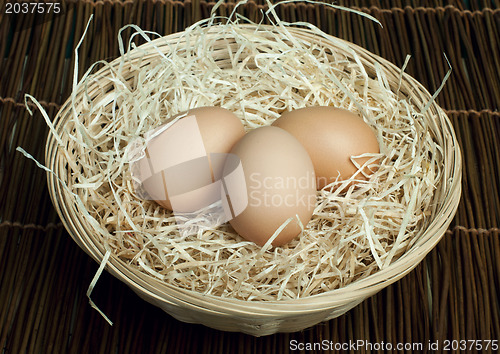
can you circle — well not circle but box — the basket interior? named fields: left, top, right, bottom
left=46, top=23, right=461, bottom=311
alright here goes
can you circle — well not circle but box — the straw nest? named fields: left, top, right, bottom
left=40, top=6, right=461, bottom=335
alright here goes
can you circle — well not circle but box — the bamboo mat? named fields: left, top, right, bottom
left=1, top=1, right=499, bottom=353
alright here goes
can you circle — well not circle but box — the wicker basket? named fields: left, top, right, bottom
left=45, top=25, right=462, bottom=336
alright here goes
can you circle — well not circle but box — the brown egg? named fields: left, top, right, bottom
left=272, top=106, right=379, bottom=190
left=185, top=106, right=246, bottom=157
left=227, top=126, right=317, bottom=247
left=137, top=106, right=245, bottom=212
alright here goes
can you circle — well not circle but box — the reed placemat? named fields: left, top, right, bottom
left=1, top=1, right=499, bottom=352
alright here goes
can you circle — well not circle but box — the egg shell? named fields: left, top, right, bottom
left=227, top=126, right=317, bottom=247
left=187, top=106, right=246, bottom=157
left=272, top=106, right=380, bottom=190
left=140, top=106, right=245, bottom=212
